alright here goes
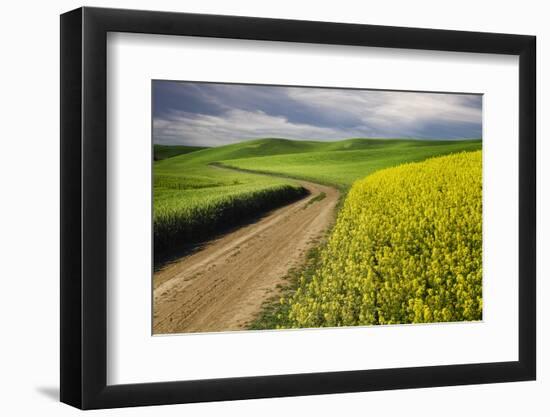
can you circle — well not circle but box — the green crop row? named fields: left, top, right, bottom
left=154, top=170, right=307, bottom=263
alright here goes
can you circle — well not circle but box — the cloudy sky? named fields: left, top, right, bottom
left=152, top=81, right=482, bottom=146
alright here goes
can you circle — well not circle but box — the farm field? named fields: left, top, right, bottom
left=153, top=138, right=481, bottom=263
left=154, top=153, right=306, bottom=262
left=219, top=138, right=482, bottom=189
left=153, top=137, right=482, bottom=333
left=153, top=144, right=207, bottom=160
left=254, top=151, right=482, bottom=329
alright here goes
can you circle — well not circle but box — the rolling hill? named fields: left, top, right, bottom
left=153, top=144, right=207, bottom=161
left=215, top=138, right=482, bottom=189
left=153, top=137, right=482, bottom=263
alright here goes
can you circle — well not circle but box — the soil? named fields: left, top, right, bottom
left=153, top=179, right=340, bottom=334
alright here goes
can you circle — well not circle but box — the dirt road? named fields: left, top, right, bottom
left=153, top=178, right=340, bottom=334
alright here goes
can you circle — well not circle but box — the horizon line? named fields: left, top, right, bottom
left=154, top=137, right=483, bottom=147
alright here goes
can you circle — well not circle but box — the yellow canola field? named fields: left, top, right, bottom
left=285, top=150, right=483, bottom=328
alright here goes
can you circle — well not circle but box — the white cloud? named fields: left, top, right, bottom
left=287, top=88, right=481, bottom=129
left=153, top=86, right=482, bottom=145
left=153, top=109, right=374, bottom=146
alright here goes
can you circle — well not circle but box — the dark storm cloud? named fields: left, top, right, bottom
left=152, top=81, right=482, bottom=146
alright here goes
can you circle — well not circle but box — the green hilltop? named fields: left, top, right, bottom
left=166, top=137, right=482, bottom=189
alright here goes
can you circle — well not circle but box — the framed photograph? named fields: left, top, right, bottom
left=60, top=7, right=536, bottom=409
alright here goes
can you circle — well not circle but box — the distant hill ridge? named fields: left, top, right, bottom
left=153, top=144, right=207, bottom=161
left=157, top=137, right=482, bottom=167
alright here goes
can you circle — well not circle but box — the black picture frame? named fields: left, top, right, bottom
left=60, top=6, right=536, bottom=410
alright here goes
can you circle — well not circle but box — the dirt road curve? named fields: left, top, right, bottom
left=153, top=179, right=340, bottom=334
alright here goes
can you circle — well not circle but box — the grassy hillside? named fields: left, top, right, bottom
left=155, top=138, right=323, bottom=168
left=254, top=151, right=482, bottom=329
left=153, top=144, right=207, bottom=161
left=218, top=139, right=482, bottom=189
